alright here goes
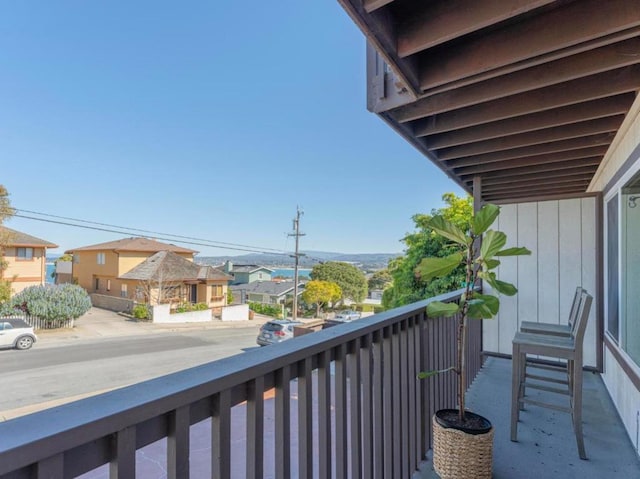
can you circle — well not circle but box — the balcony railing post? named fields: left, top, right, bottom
left=349, top=338, right=362, bottom=479
left=110, top=426, right=136, bottom=479
left=246, top=376, right=265, bottom=479
left=211, top=390, right=231, bottom=479
left=275, top=365, right=292, bottom=479
left=318, top=349, right=332, bottom=479
left=167, top=405, right=190, bottom=479
left=335, top=343, right=348, bottom=479
left=297, top=358, right=313, bottom=479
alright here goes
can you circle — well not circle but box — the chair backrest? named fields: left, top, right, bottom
left=567, top=286, right=584, bottom=332
left=573, top=291, right=593, bottom=345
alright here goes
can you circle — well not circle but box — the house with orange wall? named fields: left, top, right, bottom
left=0, top=227, right=58, bottom=296
left=65, top=237, right=231, bottom=308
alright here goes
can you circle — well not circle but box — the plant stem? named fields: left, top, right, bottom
left=458, top=236, right=476, bottom=423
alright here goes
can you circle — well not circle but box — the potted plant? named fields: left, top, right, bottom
left=416, top=203, right=530, bottom=479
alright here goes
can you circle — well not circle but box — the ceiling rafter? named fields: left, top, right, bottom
left=338, top=0, right=640, bottom=202
left=417, top=0, right=640, bottom=90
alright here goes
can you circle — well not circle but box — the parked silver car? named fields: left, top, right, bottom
left=334, top=310, right=361, bottom=321
left=0, top=318, right=37, bottom=350
left=257, top=320, right=302, bottom=346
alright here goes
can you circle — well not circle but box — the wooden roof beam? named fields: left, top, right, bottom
left=483, top=186, right=589, bottom=202
left=391, top=38, right=640, bottom=121
left=445, top=135, right=613, bottom=169
left=397, top=0, right=554, bottom=57
left=421, top=94, right=634, bottom=148
left=454, top=153, right=604, bottom=177
left=413, top=65, right=640, bottom=135
left=364, top=0, right=394, bottom=13
left=482, top=178, right=592, bottom=195
left=473, top=166, right=598, bottom=186
left=417, top=0, right=640, bottom=89
left=460, top=158, right=602, bottom=182
left=436, top=116, right=624, bottom=160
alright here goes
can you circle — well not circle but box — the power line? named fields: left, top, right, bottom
left=13, top=214, right=291, bottom=256
left=14, top=208, right=290, bottom=254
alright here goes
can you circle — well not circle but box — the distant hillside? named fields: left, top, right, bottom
left=197, top=251, right=400, bottom=271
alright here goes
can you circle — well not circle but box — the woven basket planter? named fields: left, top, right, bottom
left=432, top=411, right=494, bottom=479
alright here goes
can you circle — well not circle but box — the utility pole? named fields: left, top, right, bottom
left=288, top=207, right=305, bottom=321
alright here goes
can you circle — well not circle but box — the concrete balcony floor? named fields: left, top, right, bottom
left=420, top=357, right=640, bottom=478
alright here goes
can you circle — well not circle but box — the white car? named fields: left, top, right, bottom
left=334, top=310, right=362, bottom=321
left=0, top=318, right=37, bottom=350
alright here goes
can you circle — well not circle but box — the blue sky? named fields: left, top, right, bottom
left=0, top=1, right=464, bottom=257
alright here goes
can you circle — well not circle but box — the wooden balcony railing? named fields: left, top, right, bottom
left=0, top=289, right=482, bottom=479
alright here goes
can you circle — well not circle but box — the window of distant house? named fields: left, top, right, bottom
left=107, top=279, right=111, bottom=291
left=16, top=247, right=33, bottom=261
left=73, top=254, right=79, bottom=264
left=121, top=284, right=128, bottom=298
left=97, top=252, right=106, bottom=265
left=259, top=273, right=263, bottom=279
left=212, top=285, right=223, bottom=298
left=95, top=278, right=100, bottom=291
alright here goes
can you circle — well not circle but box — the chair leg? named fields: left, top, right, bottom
left=511, top=344, right=521, bottom=441
left=519, top=356, right=527, bottom=410
left=571, top=357, right=586, bottom=460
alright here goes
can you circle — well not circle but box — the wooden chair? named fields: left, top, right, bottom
left=519, top=286, right=583, bottom=337
left=510, top=291, right=593, bottom=459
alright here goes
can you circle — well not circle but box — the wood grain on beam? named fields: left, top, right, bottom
left=483, top=179, right=592, bottom=194
left=415, top=66, right=640, bottom=135
left=436, top=116, right=624, bottom=160
left=417, top=0, right=640, bottom=89
left=480, top=167, right=597, bottom=186
left=484, top=186, right=589, bottom=202
left=460, top=157, right=603, bottom=181
left=421, top=94, right=634, bottom=147
left=445, top=135, right=613, bottom=169
left=397, top=0, right=553, bottom=57
left=391, top=38, right=640, bottom=121
left=364, top=0, right=394, bottom=13
left=454, top=153, right=604, bottom=176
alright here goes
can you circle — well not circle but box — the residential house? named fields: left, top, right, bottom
left=119, top=251, right=232, bottom=310
left=66, top=237, right=198, bottom=301
left=0, top=227, right=57, bottom=296
left=222, top=260, right=273, bottom=284
left=230, top=280, right=303, bottom=306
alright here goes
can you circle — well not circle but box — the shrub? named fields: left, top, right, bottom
left=248, top=302, right=282, bottom=319
left=10, top=284, right=91, bottom=322
left=132, top=304, right=150, bottom=319
left=173, top=302, right=209, bottom=313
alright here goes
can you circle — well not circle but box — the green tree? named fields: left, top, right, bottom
left=368, top=269, right=392, bottom=291
left=383, top=193, right=473, bottom=309
left=310, top=262, right=367, bottom=303
left=301, top=280, right=342, bottom=317
left=226, top=288, right=234, bottom=305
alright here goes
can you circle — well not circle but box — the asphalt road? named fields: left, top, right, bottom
left=0, top=327, right=260, bottom=417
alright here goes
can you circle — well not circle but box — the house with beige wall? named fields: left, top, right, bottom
left=0, top=227, right=58, bottom=296
left=66, top=237, right=231, bottom=309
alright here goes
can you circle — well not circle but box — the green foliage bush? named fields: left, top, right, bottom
left=132, top=304, right=150, bottom=319
left=173, top=302, right=209, bottom=313
left=8, top=284, right=91, bottom=322
left=248, top=302, right=282, bottom=318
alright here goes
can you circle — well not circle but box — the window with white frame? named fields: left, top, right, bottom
left=16, top=247, right=33, bottom=260
left=606, top=167, right=640, bottom=368
left=121, top=284, right=128, bottom=298
left=97, top=252, right=106, bottom=265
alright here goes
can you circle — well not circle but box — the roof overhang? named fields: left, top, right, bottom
left=338, top=0, right=640, bottom=202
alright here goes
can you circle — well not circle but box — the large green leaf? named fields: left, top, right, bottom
left=483, top=274, right=518, bottom=296
left=495, top=247, right=532, bottom=257
left=467, top=299, right=496, bottom=319
left=480, top=230, right=506, bottom=260
left=483, top=258, right=501, bottom=270
left=471, top=203, right=500, bottom=235
left=427, top=216, right=469, bottom=246
left=426, top=301, right=459, bottom=318
left=473, top=293, right=500, bottom=314
left=416, top=253, right=463, bottom=281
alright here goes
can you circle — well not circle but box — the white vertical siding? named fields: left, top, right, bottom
left=483, top=197, right=598, bottom=367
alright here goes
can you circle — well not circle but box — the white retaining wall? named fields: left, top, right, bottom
left=151, top=304, right=212, bottom=324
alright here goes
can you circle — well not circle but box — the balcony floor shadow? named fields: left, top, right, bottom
left=418, top=357, right=640, bottom=479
